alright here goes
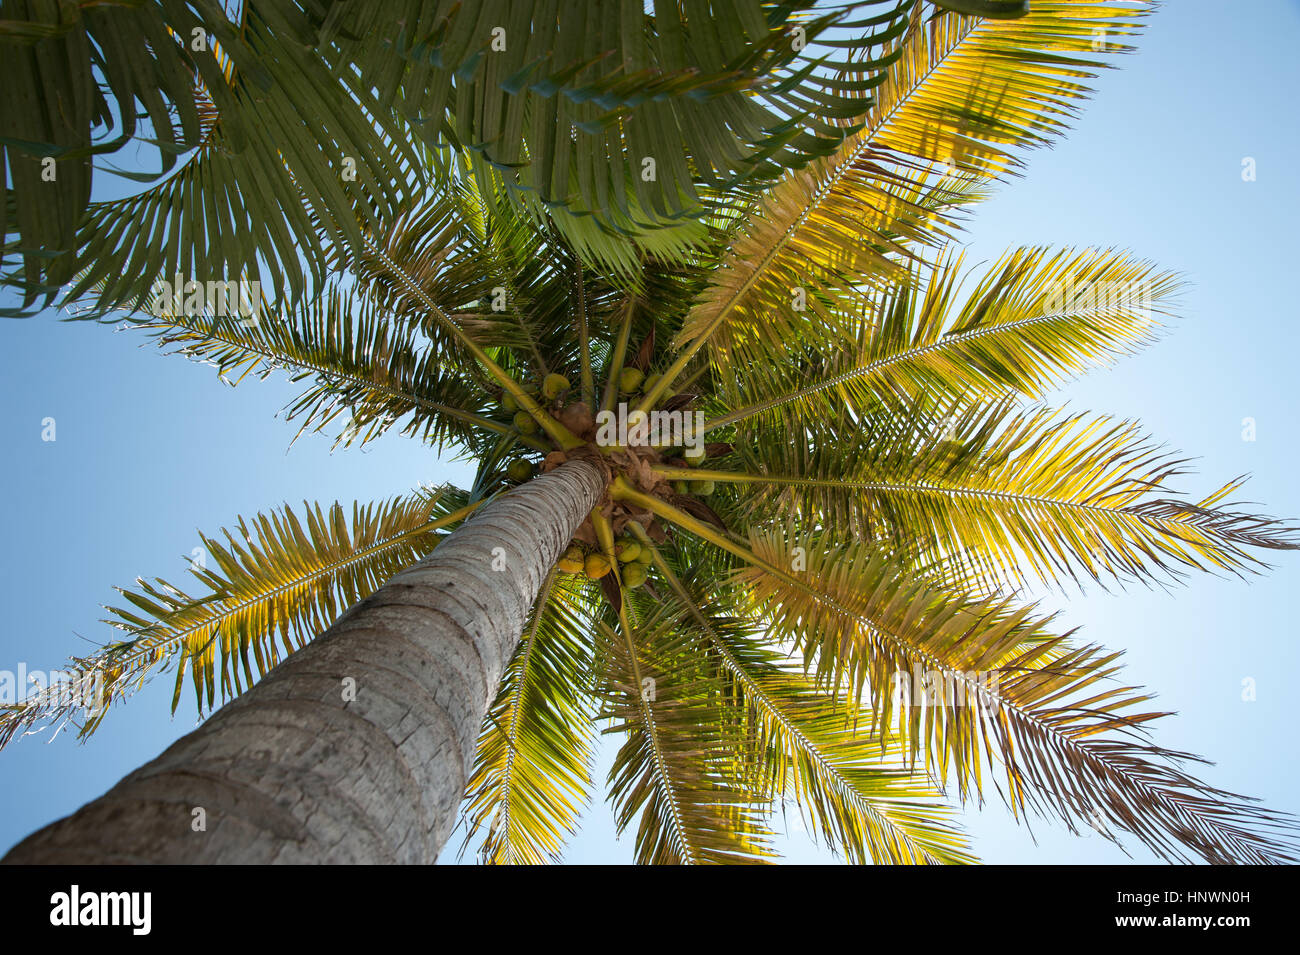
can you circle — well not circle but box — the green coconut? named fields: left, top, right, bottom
left=618, top=367, right=645, bottom=394
left=542, top=373, right=571, bottom=399
left=513, top=411, right=539, bottom=434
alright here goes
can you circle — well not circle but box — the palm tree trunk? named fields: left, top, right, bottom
left=3, top=459, right=606, bottom=864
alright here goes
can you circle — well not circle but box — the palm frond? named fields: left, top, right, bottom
left=127, top=283, right=509, bottom=453
left=708, top=246, right=1179, bottom=433
left=351, top=202, right=588, bottom=450
left=719, top=395, right=1300, bottom=592
left=45, top=2, right=422, bottom=317
left=338, top=1, right=913, bottom=264
left=460, top=572, right=599, bottom=864
left=645, top=0, right=1153, bottom=409
left=0, top=0, right=243, bottom=301
left=645, top=546, right=975, bottom=864
left=0, top=488, right=475, bottom=748
left=737, top=526, right=1300, bottom=864
left=868, top=1, right=1149, bottom=177
left=716, top=629, right=978, bottom=865
left=598, top=603, right=776, bottom=864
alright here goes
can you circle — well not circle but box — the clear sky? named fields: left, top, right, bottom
left=1, top=0, right=1297, bottom=864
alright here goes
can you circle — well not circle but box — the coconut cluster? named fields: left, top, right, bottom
left=496, top=367, right=722, bottom=585
left=557, top=534, right=654, bottom=587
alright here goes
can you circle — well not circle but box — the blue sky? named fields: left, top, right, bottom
left=1, top=0, right=1297, bottom=864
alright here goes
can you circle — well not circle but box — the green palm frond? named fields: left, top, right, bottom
left=460, top=572, right=599, bottom=864
left=338, top=1, right=911, bottom=254
left=5, top=1, right=924, bottom=310
left=129, top=283, right=506, bottom=453
left=447, top=181, right=598, bottom=373
left=598, top=603, right=777, bottom=865
left=736, top=526, right=1300, bottom=864
left=42, top=3, right=422, bottom=317
left=0, top=487, right=475, bottom=747
left=353, top=188, right=552, bottom=359
left=0, top=0, right=243, bottom=301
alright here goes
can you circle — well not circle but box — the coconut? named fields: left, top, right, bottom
left=618, top=367, right=645, bottom=394
left=690, top=480, right=715, bottom=496
left=501, top=391, right=519, bottom=413
left=513, top=411, right=539, bottom=434
left=557, top=548, right=585, bottom=574
left=615, top=539, right=641, bottom=563
left=584, top=553, right=612, bottom=579
left=622, top=564, right=648, bottom=588
left=636, top=546, right=654, bottom=565
left=506, top=459, right=534, bottom=482
left=542, top=372, right=570, bottom=399
left=682, top=446, right=706, bottom=466
left=558, top=402, right=595, bottom=436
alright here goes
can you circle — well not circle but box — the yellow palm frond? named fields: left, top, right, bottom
left=647, top=1, right=1154, bottom=408
left=708, top=246, right=1180, bottom=434
left=869, top=1, right=1147, bottom=177
left=0, top=488, right=475, bottom=747
left=638, top=532, right=975, bottom=863
left=718, top=395, right=1295, bottom=592
left=736, top=526, right=1300, bottom=864
left=460, top=572, right=599, bottom=865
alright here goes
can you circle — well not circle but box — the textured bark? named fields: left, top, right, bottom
left=4, top=460, right=606, bottom=864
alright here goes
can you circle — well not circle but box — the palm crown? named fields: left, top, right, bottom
left=3, top=0, right=1298, bottom=866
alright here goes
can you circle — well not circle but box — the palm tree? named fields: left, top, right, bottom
left=4, top=0, right=1298, bottom=865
